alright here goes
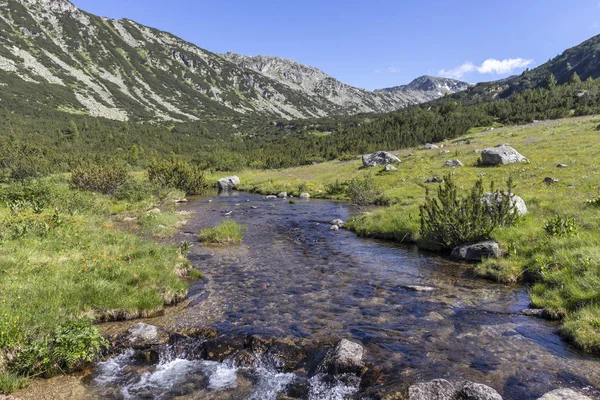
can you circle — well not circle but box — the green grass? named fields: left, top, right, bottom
left=226, top=115, right=600, bottom=354
left=198, top=220, right=248, bottom=244
left=0, top=372, right=28, bottom=394
left=0, top=178, right=193, bottom=385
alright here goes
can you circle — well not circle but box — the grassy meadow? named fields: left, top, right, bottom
left=0, top=175, right=194, bottom=392
left=223, top=115, right=600, bottom=353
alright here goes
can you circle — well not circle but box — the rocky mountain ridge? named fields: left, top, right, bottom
left=0, top=0, right=469, bottom=122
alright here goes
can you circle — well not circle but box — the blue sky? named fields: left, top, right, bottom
left=73, top=0, right=600, bottom=90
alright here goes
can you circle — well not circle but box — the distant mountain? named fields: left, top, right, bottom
left=0, top=0, right=469, bottom=122
left=448, top=34, right=600, bottom=104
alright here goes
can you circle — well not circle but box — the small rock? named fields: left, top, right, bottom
left=444, top=159, right=464, bottom=167
left=557, top=164, right=568, bottom=168
left=330, top=219, right=345, bottom=227
left=299, top=192, right=311, bottom=199
left=329, top=225, right=340, bottom=231
left=362, top=151, right=401, bottom=167
left=543, top=177, right=559, bottom=183
left=481, top=145, right=527, bottom=165
left=147, top=208, right=161, bottom=214
left=521, top=308, right=548, bottom=318
left=474, top=149, right=483, bottom=153
left=277, top=192, right=288, bottom=199
left=124, top=323, right=159, bottom=348
left=537, top=388, right=592, bottom=400
left=319, top=339, right=365, bottom=375
left=265, top=195, right=277, bottom=199
left=208, top=199, right=213, bottom=203
left=409, top=379, right=456, bottom=400
left=385, top=164, right=399, bottom=171
left=123, top=217, right=137, bottom=222
left=426, top=177, right=444, bottom=183
left=458, top=381, right=502, bottom=400
left=421, top=143, right=440, bottom=150
left=173, top=199, right=188, bottom=203
left=451, top=241, right=501, bottom=261
left=251, top=206, right=259, bottom=209
left=596, top=124, right=600, bottom=131
left=440, top=150, right=451, bottom=154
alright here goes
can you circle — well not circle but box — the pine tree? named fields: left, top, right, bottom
left=569, top=71, right=581, bottom=84
left=546, top=73, right=557, bottom=89
left=64, top=120, right=80, bottom=142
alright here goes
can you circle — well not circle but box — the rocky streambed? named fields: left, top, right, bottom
left=39, top=192, right=600, bottom=399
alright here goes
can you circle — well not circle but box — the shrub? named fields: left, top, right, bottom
left=419, top=175, right=520, bottom=249
left=325, top=179, right=347, bottom=196
left=70, top=164, right=129, bottom=195
left=148, top=159, right=208, bottom=195
left=346, top=174, right=383, bottom=205
left=543, top=215, right=577, bottom=237
left=11, top=318, right=108, bottom=377
left=199, top=220, right=247, bottom=244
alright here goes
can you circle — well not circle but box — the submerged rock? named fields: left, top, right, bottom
left=319, top=339, right=365, bottom=375
left=362, top=151, right=400, bottom=167
left=537, top=388, right=592, bottom=400
left=408, top=380, right=502, bottom=400
left=451, top=241, right=501, bottom=261
left=217, top=176, right=240, bottom=191
left=330, top=219, right=345, bottom=227
left=329, top=225, right=340, bottom=231
left=402, top=285, right=437, bottom=292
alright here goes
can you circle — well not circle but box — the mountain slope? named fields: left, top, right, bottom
left=222, top=53, right=470, bottom=113
left=0, top=0, right=469, bottom=122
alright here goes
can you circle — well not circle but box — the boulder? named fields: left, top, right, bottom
left=537, top=388, right=592, bottom=400
left=385, top=164, right=399, bottom=171
left=451, top=241, right=501, bottom=261
left=457, top=381, right=503, bottom=400
left=444, top=159, right=464, bottom=167
left=217, top=176, right=240, bottom=191
left=330, top=219, right=345, bottom=227
left=362, top=151, right=400, bottom=167
left=408, top=380, right=502, bottom=400
left=480, top=145, right=527, bottom=165
left=299, top=192, right=311, bottom=199
left=124, top=323, right=159, bottom=348
left=409, top=379, right=457, bottom=400
left=421, top=143, right=440, bottom=150
left=319, top=339, right=365, bottom=375
left=482, top=192, right=527, bottom=216
left=426, top=177, right=444, bottom=183
left=277, top=192, right=288, bottom=199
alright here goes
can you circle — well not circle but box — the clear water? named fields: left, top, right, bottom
left=90, top=192, right=600, bottom=399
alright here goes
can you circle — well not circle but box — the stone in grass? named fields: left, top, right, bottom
left=481, top=145, right=527, bottom=165
left=421, top=143, right=439, bottom=150
left=482, top=192, right=527, bottom=216
left=362, top=151, right=401, bottom=167
left=557, top=164, right=568, bottom=168
left=385, top=164, right=399, bottom=171
left=426, top=177, right=444, bottom=183
left=543, top=177, right=559, bottom=183
left=451, top=241, right=501, bottom=261
left=444, top=159, right=464, bottom=167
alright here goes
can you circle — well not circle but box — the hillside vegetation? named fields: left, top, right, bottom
left=231, top=115, right=600, bottom=353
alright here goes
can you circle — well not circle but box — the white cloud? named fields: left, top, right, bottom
left=440, top=58, right=533, bottom=79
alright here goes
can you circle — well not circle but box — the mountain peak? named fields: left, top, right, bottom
left=18, top=0, right=77, bottom=13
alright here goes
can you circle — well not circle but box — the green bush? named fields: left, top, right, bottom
left=199, top=220, right=248, bottom=244
left=419, top=175, right=520, bottom=249
left=346, top=174, right=383, bottom=205
left=325, top=179, right=347, bottom=196
left=148, top=159, right=208, bottom=195
left=11, top=318, right=108, bottom=377
left=70, top=164, right=129, bottom=195
left=543, top=215, right=577, bottom=237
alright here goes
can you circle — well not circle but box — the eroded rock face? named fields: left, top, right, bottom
left=537, top=388, right=592, bottom=400
left=319, top=339, right=365, bottom=375
left=451, top=241, right=501, bottom=261
left=362, top=151, right=400, bottom=167
left=482, top=192, right=527, bottom=216
left=481, top=145, right=527, bottom=165
left=217, top=176, right=240, bottom=191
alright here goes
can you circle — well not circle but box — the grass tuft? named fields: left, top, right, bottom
left=199, top=220, right=248, bottom=244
